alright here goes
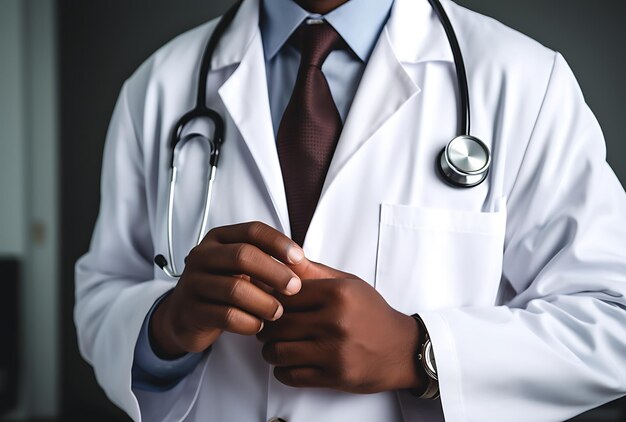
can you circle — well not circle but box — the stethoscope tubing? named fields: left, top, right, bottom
left=427, top=0, right=471, bottom=137
left=155, top=2, right=242, bottom=277
left=155, top=0, right=489, bottom=278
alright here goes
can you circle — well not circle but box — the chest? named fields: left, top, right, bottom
left=148, top=58, right=514, bottom=315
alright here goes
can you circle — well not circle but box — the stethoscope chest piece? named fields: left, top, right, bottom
left=438, top=135, right=491, bottom=187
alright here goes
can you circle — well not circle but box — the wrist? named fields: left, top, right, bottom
left=390, top=312, right=426, bottom=391
left=150, top=292, right=222, bottom=358
left=149, top=295, right=188, bottom=359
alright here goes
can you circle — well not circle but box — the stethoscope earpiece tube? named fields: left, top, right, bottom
left=155, top=0, right=493, bottom=278
left=428, top=0, right=491, bottom=188
left=196, top=0, right=245, bottom=111
left=154, top=1, right=243, bottom=279
left=427, top=0, right=471, bottom=137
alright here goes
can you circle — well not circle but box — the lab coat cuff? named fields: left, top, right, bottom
left=417, top=311, right=468, bottom=421
left=132, top=292, right=206, bottom=391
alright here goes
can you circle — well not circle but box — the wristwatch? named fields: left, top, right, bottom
left=411, top=314, right=440, bottom=400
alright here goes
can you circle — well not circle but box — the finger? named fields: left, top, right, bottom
left=209, top=221, right=305, bottom=265
left=288, top=258, right=348, bottom=280
left=262, top=341, right=323, bottom=367
left=199, top=302, right=264, bottom=335
left=275, top=279, right=337, bottom=311
left=196, top=275, right=283, bottom=321
left=199, top=242, right=301, bottom=295
left=273, top=366, right=331, bottom=389
left=257, top=311, right=319, bottom=342
left=252, top=277, right=275, bottom=294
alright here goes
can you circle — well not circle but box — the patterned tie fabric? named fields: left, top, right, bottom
left=276, top=21, right=344, bottom=246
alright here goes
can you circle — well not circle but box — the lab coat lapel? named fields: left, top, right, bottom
left=213, top=0, right=455, bottom=239
left=216, top=0, right=290, bottom=233
left=320, top=0, right=454, bottom=200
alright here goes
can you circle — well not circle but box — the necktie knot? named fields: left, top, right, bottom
left=297, top=21, right=343, bottom=68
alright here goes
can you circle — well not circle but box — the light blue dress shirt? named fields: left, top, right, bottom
left=133, top=0, right=394, bottom=391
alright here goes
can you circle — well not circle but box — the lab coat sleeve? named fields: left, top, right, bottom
left=132, top=294, right=205, bottom=391
left=74, top=82, right=206, bottom=422
left=419, top=53, right=626, bottom=422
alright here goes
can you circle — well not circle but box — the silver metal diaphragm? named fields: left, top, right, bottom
left=439, top=135, right=490, bottom=187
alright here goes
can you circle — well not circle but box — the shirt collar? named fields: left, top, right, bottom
left=260, top=0, right=394, bottom=62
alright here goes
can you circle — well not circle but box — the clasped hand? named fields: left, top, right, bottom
left=151, top=222, right=422, bottom=393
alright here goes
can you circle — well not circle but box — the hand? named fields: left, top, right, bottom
left=150, top=222, right=305, bottom=358
left=257, top=261, right=423, bottom=394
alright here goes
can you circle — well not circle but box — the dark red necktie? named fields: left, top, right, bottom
left=276, top=22, right=344, bottom=246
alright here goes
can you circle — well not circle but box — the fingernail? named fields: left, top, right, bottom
left=272, top=305, right=284, bottom=321
left=257, top=321, right=264, bottom=333
left=287, top=245, right=305, bottom=264
left=285, top=277, right=301, bottom=295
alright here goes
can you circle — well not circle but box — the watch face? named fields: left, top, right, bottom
left=424, top=340, right=438, bottom=379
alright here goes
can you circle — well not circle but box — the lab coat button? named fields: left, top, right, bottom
left=268, top=418, right=286, bottom=422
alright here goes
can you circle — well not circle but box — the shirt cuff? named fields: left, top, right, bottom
left=132, top=292, right=206, bottom=392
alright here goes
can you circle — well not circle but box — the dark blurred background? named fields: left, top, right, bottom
left=0, top=1, right=624, bottom=420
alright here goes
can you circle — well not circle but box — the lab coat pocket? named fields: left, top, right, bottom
left=375, top=203, right=507, bottom=314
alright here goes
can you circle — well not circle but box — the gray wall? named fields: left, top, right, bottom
left=0, top=0, right=59, bottom=419
left=0, top=0, right=26, bottom=257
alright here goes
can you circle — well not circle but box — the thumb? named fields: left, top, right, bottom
left=289, top=258, right=353, bottom=280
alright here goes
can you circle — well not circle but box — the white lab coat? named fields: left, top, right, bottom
left=74, top=0, right=626, bottom=420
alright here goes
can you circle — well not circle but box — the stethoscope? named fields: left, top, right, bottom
left=154, top=0, right=491, bottom=278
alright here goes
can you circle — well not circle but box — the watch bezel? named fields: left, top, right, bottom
left=422, top=338, right=438, bottom=381
left=411, top=314, right=440, bottom=400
